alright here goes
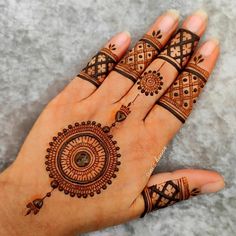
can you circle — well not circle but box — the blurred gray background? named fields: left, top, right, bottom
left=0, top=0, right=235, bottom=235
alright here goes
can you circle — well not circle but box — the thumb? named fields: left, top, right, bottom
left=130, top=169, right=224, bottom=218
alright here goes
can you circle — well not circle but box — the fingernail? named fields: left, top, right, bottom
left=183, top=9, right=208, bottom=33
left=110, top=31, right=131, bottom=46
left=200, top=38, right=220, bottom=57
left=159, top=9, right=180, bottom=32
left=166, top=9, right=180, bottom=19
left=201, top=179, right=225, bottom=194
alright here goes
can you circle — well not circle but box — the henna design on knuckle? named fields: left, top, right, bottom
left=114, top=30, right=162, bottom=82
left=140, top=177, right=200, bottom=217
left=25, top=121, right=121, bottom=215
left=157, top=54, right=209, bottom=123
left=158, top=29, right=200, bottom=72
left=77, top=44, right=118, bottom=87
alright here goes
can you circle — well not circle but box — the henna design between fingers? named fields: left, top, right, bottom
left=25, top=121, right=121, bottom=215
left=141, top=177, right=199, bottom=217
left=157, top=54, right=209, bottom=123
left=77, top=44, right=118, bottom=87
left=114, top=30, right=162, bottom=82
left=158, top=29, right=200, bottom=72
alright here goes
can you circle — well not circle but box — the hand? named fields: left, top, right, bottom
left=0, top=9, right=224, bottom=236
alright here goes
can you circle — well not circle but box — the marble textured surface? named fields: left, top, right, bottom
left=0, top=0, right=236, bottom=235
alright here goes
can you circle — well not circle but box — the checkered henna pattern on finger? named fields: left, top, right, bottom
left=77, top=44, right=118, bottom=87
left=157, top=54, right=209, bottom=123
left=140, top=177, right=199, bottom=217
left=158, top=29, right=200, bottom=72
left=114, top=30, right=162, bottom=82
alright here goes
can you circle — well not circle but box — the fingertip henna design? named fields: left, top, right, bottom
left=141, top=177, right=199, bottom=217
left=157, top=54, right=209, bottom=123
left=157, top=28, right=200, bottom=72
left=77, top=44, right=118, bottom=87
left=114, top=30, right=162, bottom=82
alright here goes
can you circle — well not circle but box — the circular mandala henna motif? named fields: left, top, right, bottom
left=45, top=121, right=120, bottom=198
left=137, top=70, right=164, bottom=96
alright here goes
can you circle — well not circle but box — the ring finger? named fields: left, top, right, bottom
left=117, top=10, right=208, bottom=122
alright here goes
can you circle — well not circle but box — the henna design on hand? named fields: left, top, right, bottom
left=158, top=29, right=200, bottom=72
left=157, top=54, right=209, bottom=123
left=25, top=121, right=121, bottom=215
left=114, top=30, right=162, bottom=82
left=140, top=177, right=200, bottom=217
left=137, top=62, right=165, bottom=96
left=77, top=44, right=118, bottom=87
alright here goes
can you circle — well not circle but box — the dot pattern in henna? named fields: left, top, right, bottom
left=157, top=28, right=200, bottom=72
left=140, top=177, right=199, bottom=217
left=25, top=121, right=121, bottom=215
left=157, top=54, right=209, bottom=123
left=77, top=44, right=118, bottom=87
left=46, top=121, right=120, bottom=198
left=137, top=70, right=163, bottom=96
left=137, top=61, right=165, bottom=96
left=114, top=30, right=162, bottom=82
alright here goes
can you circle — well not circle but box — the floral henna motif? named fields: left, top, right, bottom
left=114, top=30, right=162, bottom=82
left=25, top=121, right=121, bottom=215
left=140, top=177, right=200, bottom=217
left=158, top=28, right=200, bottom=72
left=157, top=54, right=209, bottom=123
left=137, top=61, right=165, bottom=96
left=77, top=44, right=118, bottom=87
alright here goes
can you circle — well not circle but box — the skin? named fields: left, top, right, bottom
left=0, top=9, right=224, bottom=236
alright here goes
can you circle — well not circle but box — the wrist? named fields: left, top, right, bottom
left=0, top=162, right=78, bottom=236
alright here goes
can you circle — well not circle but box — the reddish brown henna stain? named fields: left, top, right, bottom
left=137, top=61, right=165, bottom=96
left=114, top=29, right=162, bottom=82
left=77, top=44, right=118, bottom=87
left=141, top=177, right=196, bottom=217
left=25, top=121, right=121, bottom=215
left=157, top=53, right=209, bottom=123
left=158, top=28, right=200, bottom=72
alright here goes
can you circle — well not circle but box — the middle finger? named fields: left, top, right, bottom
left=118, top=10, right=208, bottom=121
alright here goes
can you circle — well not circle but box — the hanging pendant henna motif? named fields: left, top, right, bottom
left=77, top=44, right=118, bottom=87
left=25, top=121, right=121, bottom=215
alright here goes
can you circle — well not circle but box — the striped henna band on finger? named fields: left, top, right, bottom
left=157, top=28, right=200, bottom=72
left=157, top=54, right=210, bottom=123
left=77, top=45, right=118, bottom=87
left=140, top=177, right=191, bottom=218
left=114, top=30, right=163, bottom=83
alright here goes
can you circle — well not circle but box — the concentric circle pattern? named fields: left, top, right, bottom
left=137, top=70, right=164, bottom=96
left=45, top=121, right=120, bottom=198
